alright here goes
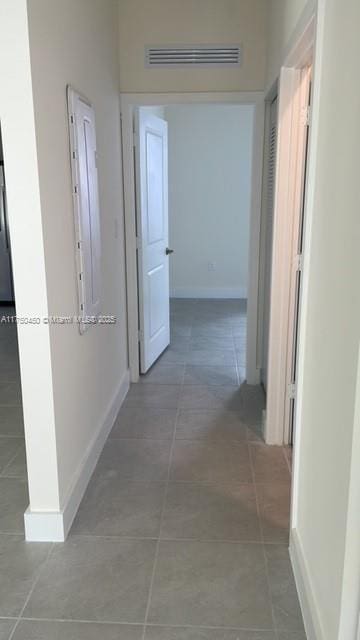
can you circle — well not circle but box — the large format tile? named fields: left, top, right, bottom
left=161, top=482, right=261, bottom=541
left=184, top=366, right=238, bottom=386
left=170, top=441, right=252, bottom=483
left=0, top=438, right=23, bottom=473
left=72, top=471, right=165, bottom=537
left=1, top=444, right=27, bottom=478
left=24, top=537, right=156, bottom=623
left=123, top=384, right=181, bottom=409
left=0, top=535, right=50, bottom=617
left=250, top=445, right=290, bottom=484
left=0, top=478, right=28, bottom=533
left=148, top=540, right=273, bottom=628
left=0, top=407, right=24, bottom=437
left=179, top=386, right=243, bottom=411
left=256, top=484, right=290, bottom=543
left=265, top=545, right=305, bottom=632
left=110, top=408, right=177, bottom=440
left=185, top=350, right=237, bottom=366
left=145, top=628, right=276, bottom=640
left=0, top=382, right=22, bottom=406
left=97, top=439, right=172, bottom=481
left=0, top=620, right=16, bottom=640
left=277, top=634, right=307, bottom=640
left=139, top=363, right=185, bottom=385
left=189, top=336, right=235, bottom=351
left=191, top=321, right=233, bottom=338
left=176, top=410, right=248, bottom=442
left=12, top=620, right=143, bottom=640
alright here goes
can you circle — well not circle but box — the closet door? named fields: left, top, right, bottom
left=261, top=96, right=278, bottom=390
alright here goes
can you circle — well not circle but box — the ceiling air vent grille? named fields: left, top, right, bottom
left=145, top=44, right=242, bottom=68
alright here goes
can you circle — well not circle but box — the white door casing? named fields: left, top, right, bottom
left=135, top=110, right=170, bottom=373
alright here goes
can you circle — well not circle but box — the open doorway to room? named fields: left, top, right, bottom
left=136, top=103, right=254, bottom=399
left=0, top=125, right=27, bottom=535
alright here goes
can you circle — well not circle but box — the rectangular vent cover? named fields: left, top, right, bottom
left=145, top=44, right=242, bottom=68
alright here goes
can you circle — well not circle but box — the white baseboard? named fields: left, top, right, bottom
left=170, top=286, right=247, bottom=299
left=290, top=528, right=325, bottom=640
left=24, top=368, right=130, bottom=542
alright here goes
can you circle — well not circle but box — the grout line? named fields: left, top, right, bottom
left=249, top=441, right=278, bottom=637
left=140, top=403, right=181, bottom=639
left=8, top=543, right=55, bottom=640
left=14, top=616, right=277, bottom=632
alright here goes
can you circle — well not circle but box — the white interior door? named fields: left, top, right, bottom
left=135, top=110, right=170, bottom=373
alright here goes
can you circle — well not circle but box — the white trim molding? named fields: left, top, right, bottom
left=290, top=529, right=326, bottom=640
left=24, top=369, right=130, bottom=542
left=120, top=91, right=264, bottom=385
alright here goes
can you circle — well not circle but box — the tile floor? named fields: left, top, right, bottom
left=0, top=299, right=305, bottom=639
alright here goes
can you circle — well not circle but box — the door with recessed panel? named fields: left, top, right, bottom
left=135, top=110, right=170, bottom=373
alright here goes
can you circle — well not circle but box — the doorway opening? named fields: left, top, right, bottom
left=135, top=103, right=255, bottom=401
left=0, top=125, right=27, bottom=535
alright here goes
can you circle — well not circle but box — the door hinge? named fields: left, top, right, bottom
left=300, top=105, right=310, bottom=127
left=288, top=383, right=296, bottom=400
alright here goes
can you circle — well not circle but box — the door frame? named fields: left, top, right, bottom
left=120, top=91, right=265, bottom=383
left=264, top=14, right=315, bottom=445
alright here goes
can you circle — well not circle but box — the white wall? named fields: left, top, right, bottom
left=118, top=0, right=268, bottom=93
left=165, top=104, right=254, bottom=299
left=0, top=0, right=60, bottom=511
left=1, top=0, right=129, bottom=538
left=266, top=0, right=360, bottom=638
left=266, top=0, right=310, bottom=89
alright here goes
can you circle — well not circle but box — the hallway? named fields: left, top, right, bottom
left=0, top=300, right=304, bottom=639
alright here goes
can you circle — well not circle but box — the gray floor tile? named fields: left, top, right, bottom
left=0, top=407, right=24, bottom=437
left=257, top=484, right=290, bottom=543
left=24, top=537, right=156, bottom=623
left=123, top=384, right=181, bottom=409
left=0, top=620, right=16, bottom=640
left=98, top=439, right=172, bottom=481
left=0, top=438, right=23, bottom=473
left=0, top=478, right=28, bottom=533
left=139, top=363, right=185, bottom=385
left=148, top=540, right=273, bottom=628
left=170, top=320, right=192, bottom=338
left=72, top=471, right=165, bottom=537
left=161, top=482, right=261, bottom=541
left=277, top=633, right=307, bottom=640
left=1, top=444, right=26, bottom=478
left=185, top=349, right=237, bottom=366
left=0, top=363, right=21, bottom=383
left=176, top=410, right=248, bottom=442
left=0, top=535, right=51, bottom=617
left=189, top=336, right=235, bottom=351
left=170, top=441, right=252, bottom=483
left=265, top=545, right=305, bottom=632
left=110, top=408, right=177, bottom=440
left=179, top=386, right=243, bottom=411
left=12, top=620, right=143, bottom=640
left=184, top=366, right=238, bottom=386
left=250, top=445, right=290, bottom=484
left=0, top=382, right=22, bottom=406
left=145, top=628, right=276, bottom=640
left=191, top=321, right=233, bottom=338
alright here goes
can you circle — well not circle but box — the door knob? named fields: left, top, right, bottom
left=166, top=247, right=174, bottom=255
